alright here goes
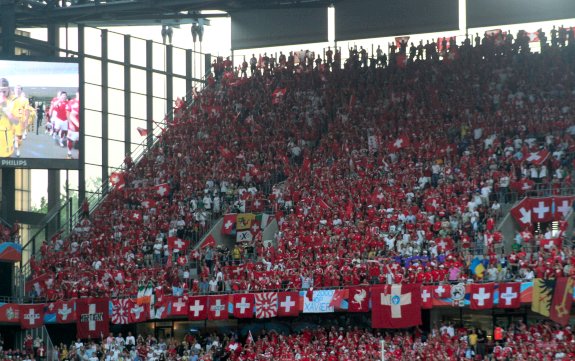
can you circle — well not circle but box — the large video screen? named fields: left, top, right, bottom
left=0, top=58, right=80, bottom=169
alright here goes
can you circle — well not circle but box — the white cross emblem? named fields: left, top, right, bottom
left=131, top=305, right=144, bottom=319
left=381, top=284, right=412, bottom=318
left=558, top=200, right=571, bottom=218
left=210, top=299, right=225, bottom=317
left=24, top=308, right=40, bottom=325
left=435, top=285, right=446, bottom=297
left=133, top=213, right=140, bottom=220
left=114, top=272, right=124, bottom=283
left=437, top=240, right=448, bottom=250
left=526, top=152, right=541, bottom=162
left=521, top=182, right=531, bottom=190
left=281, top=296, right=295, bottom=313
left=141, top=201, right=150, bottom=208
left=224, top=220, right=233, bottom=230
left=157, top=185, right=168, bottom=196
left=519, top=207, right=531, bottom=224
left=189, top=300, right=205, bottom=317
left=175, top=239, right=185, bottom=249
left=111, top=175, right=120, bottom=184
left=377, top=193, right=384, bottom=201
left=473, top=287, right=491, bottom=306
left=173, top=298, right=186, bottom=312
left=235, top=297, right=251, bottom=314
left=421, top=289, right=431, bottom=303
left=254, top=200, right=261, bottom=209
left=58, top=304, right=72, bottom=321
left=394, top=138, right=403, bottom=148
left=533, top=201, right=549, bottom=220
left=251, top=224, right=259, bottom=234
left=500, top=287, right=518, bottom=306
left=80, top=303, right=103, bottom=331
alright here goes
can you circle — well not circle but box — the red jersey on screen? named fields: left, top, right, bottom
left=52, top=100, right=69, bottom=121
left=68, top=98, right=80, bottom=131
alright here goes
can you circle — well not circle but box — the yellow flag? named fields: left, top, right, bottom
left=531, top=278, right=553, bottom=317
left=236, top=213, right=255, bottom=231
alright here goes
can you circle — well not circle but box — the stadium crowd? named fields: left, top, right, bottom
left=2, top=319, right=573, bottom=360
left=26, top=26, right=575, bottom=302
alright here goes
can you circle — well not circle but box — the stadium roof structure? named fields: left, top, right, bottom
left=14, top=0, right=333, bottom=27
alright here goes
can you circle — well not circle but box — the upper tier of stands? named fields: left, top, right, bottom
left=28, top=28, right=575, bottom=299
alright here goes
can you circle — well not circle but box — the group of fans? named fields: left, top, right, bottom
left=0, top=76, right=79, bottom=159
left=14, top=24, right=575, bottom=359
left=3, top=319, right=574, bottom=360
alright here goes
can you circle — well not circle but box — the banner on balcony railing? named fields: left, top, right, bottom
left=21, top=279, right=575, bottom=328
left=509, top=196, right=575, bottom=229
left=0, top=242, right=22, bottom=262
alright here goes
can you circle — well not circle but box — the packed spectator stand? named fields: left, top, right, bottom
left=3, top=319, right=574, bottom=360
left=25, top=27, right=575, bottom=310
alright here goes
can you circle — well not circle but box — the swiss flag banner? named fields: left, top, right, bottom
left=170, top=296, right=189, bottom=317
left=232, top=294, right=255, bottom=319
left=188, top=296, right=208, bottom=321
left=347, top=287, right=369, bottom=312
left=421, top=286, right=433, bottom=309
left=433, top=284, right=451, bottom=299
left=200, top=234, right=217, bottom=249
left=277, top=292, right=300, bottom=317
left=55, top=300, right=76, bottom=323
left=167, top=236, right=189, bottom=252
left=509, top=198, right=533, bottom=228
left=129, top=303, right=149, bottom=323
left=470, top=283, right=494, bottom=310
left=20, top=304, right=44, bottom=329
left=530, top=198, right=553, bottom=223
left=154, top=183, right=171, bottom=197
left=522, top=149, right=550, bottom=166
left=130, top=210, right=143, bottom=223
left=109, top=172, right=125, bottom=189
left=371, top=284, right=422, bottom=329
left=76, top=298, right=110, bottom=339
left=208, top=295, right=229, bottom=320
left=498, top=283, right=521, bottom=309
left=388, top=135, right=410, bottom=151
left=222, top=214, right=237, bottom=235
left=553, top=196, right=575, bottom=220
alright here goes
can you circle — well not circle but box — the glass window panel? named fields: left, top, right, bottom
left=130, top=37, right=147, bottom=68
left=84, top=164, right=103, bottom=197
left=130, top=93, right=147, bottom=120
left=109, top=89, right=125, bottom=117
left=153, top=43, right=166, bottom=71
left=153, top=97, right=167, bottom=125
left=30, top=169, right=48, bottom=213
left=85, top=136, right=102, bottom=165
left=153, top=73, right=166, bottom=98
left=173, top=47, right=186, bottom=76
left=108, top=63, right=125, bottom=90
left=131, top=118, right=148, bottom=155
left=84, top=58, right=102, bottom=85
left=107, top=31, right=125, bottom=62
left=60, top=26, right=79, bottom=54
left=85, top=110, right=102, bottom=138
left=174, top=77, right=187, bottom=99
left=84, top=84, right=102, bottom=113
left=84, top=27, right=102, bottom=57
left=108, top=114, right=125, bottom=142
left=108, top=140, right=125, bottom=169
left=131, top=68, right=147, bottom=95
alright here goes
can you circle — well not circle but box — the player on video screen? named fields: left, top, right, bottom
left=45, top=91, right=61, bottom=135
left=51, top=91, right=69, bottom=147
left=11, top=85, right=30, bottom=157
left=0, top=78, right=19, bottom=157
left=67, top=90, right=79, bottom=159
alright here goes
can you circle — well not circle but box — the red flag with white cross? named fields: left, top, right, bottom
left=421, top=286, right=433, bottom=309
left=167, top=236, right=189, bottom=252
left=76, top=298, right=110, bottom=339
left=187, top=296, right=208, bottom=321
left=170, top=296, right=189, bottom=317
left=277, top=292, right=300, bottom=317
left=498, top=283, right=520, bottom=309
left=154, top=183, right=171, bottom=197
left=371, top=284, right=422, bottom=328
left=222, top=214, right=237, bottom=235
left=129, top=303, right=149, bottom=323
left=20, top=304, right=44, bottom=329
left=433, top=284, right=451, bottom=299
left=470, top=283, right=494, bottom=310
left=232, top=294, right=255, bottom=319
left=208, top=295, right=229, bottom=320
left=55, top=300, right=76, bottom=323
